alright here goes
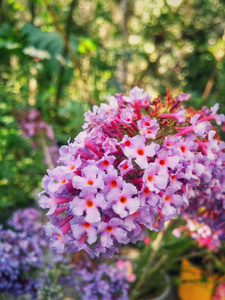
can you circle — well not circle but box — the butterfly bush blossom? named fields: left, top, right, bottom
left=60, top=257, right=134, bottom=300
left=75, top=262, right=131, bottom=300
left=39, top=87, right=225, bottom=258
left=0, top=226, right=43, bottom=297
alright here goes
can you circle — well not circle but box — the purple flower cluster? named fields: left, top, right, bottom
left=0, top=226, right=42, bottom=297
left=177, top=128, right=225, bottom=249
left=20, top=109, right=55, bottom=142
left=8, top=207, right=48, bottom=249
left=73, top=262, right=131, bottom=300
left=19, top=108, right=59, bottom=166
left=0, top=208, right=50, bottom=297
left=39, top=87, right=225, bottom=258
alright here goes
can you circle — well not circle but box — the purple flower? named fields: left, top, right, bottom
left=123, top=135, right=157, bottom=169
left=38, top=86, right=225, bottom=258
left=106, top=182, right=139, bottom=218
left=98, top=218, right=128, bottom=248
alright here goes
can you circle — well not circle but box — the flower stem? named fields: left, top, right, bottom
left=130, top=220, right=171, bottom=300
left=40, top=136, right=55, bottom=169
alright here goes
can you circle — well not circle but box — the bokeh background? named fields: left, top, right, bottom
left=0, top=0, right=225, bottom=218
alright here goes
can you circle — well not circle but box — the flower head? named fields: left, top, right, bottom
left=39, top=87, right=225, bottom=257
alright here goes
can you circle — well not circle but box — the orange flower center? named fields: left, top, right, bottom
left=123, top=164, right=128, bottom=170
left=132, top=211, right=138, bottom=216
left=87, top=180, right=94, bottom=185
left=103, top=160, right=109, bottom=166
left=148, top=176, right=153, bottom=182
left=106, top=226, right=113, bottom=232
left=165, top=196, right=170, bottom=201
left=57, top=234, right=63, bottom=239
left=137, top=149, right=144, bottom=156
left=70, top=165, right=75, bottom=170
left=145, top=122, right=150, bottom=126
left=125, top=140, right=131, bottom=147
left=61, top=179, right=66, bottom=184
left=120, top=196, right=127, bottom=203
left=144, top=187, right=150, bottom=194
left=110, top=180, right=117, bottom=187
left=181, top=146, right=186, bottom=153
left=159, top=159, right=166, bottom=166
left=86, top=200, right=94, bottom=207
left=83, top=222, right=91, bottom=228
left=171, top=175, right=176, bottom=180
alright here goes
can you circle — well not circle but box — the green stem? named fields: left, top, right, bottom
left=130, top=221, right=171, bottom=300
left=170, top=249, right=213, bottom=264
left=55, top=0, right=77, bottom=106
left=45, top=0, right=96, bottom=106
left=40, top=136, right=55, bottom=169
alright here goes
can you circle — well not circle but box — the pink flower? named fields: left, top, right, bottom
left=143, top=236, right=151, bottom=245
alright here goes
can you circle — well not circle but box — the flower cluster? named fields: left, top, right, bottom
left=39, top=87, right=225, bottom=258
left=175, top=126, right=225, bottom=250
left=0, top=226, right=43, bottom=297
left=20, top=108, right=55, bottom=142
left=19, top=108, right=59, bottom=166
left=172, top=219, right=222, bottom=251
left=213, top=282, right=225, bottom=300
left=0, top=208, right=53, bottom=297
left=8, top=207, right=48, bottom=249
left=72, top=261, right=132, bottom=300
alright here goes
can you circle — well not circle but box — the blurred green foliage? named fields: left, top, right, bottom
left=0, top=0, right=225, bottom=213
